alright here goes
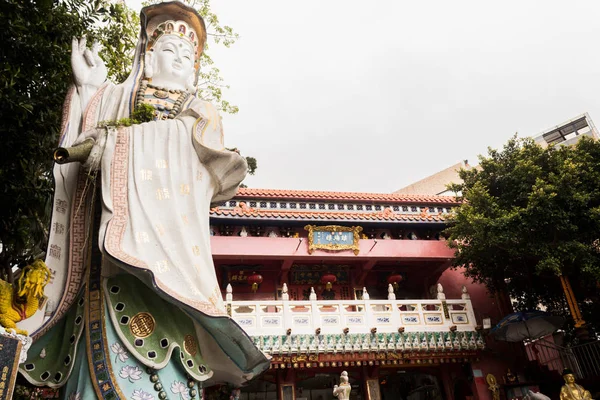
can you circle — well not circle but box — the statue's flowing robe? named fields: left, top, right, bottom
left=18, top=78, right=269, bottom=394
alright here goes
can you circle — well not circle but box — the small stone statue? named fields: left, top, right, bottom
left=333, top=371, right=352, bottom=399
left=525, top=390, right=551, bottom=400
left=560, top=369, right=592, bottom=400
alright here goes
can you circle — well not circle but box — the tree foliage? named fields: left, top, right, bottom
left=445, top=136, right=600, bottom=337
left=0, top=0, right=98, bottom=282
left=91, top=1, right=139, bottom=84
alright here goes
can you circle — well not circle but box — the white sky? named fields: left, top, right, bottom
left=126, top=0, right=600, bottom=193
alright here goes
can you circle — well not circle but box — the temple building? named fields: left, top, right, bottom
left=208, top=188, right=523, bottom=400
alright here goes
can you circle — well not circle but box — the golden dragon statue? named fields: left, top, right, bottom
left=0, top=260, right=51, bottom=335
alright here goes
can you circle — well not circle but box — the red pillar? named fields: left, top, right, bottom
left=441, top=365, right=454, bottom=400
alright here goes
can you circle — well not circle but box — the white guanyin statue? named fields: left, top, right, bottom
left=333, top=371, right=352, bottom=399
left=17, top=1, right=269, bottom=398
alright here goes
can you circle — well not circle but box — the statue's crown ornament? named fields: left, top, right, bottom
left=141, top=1, right=207, bottom=74
left=148, top=20, right=199, bottom=61
left=146, top=19, right=202, bottom=75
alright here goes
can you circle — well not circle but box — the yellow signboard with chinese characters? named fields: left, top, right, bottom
left=304, top=225, right=362, bottom=255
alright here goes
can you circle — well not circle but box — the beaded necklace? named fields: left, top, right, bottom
left=135, top=80, right=191, bottom=120
left=147, top=367, right=200, bottom=400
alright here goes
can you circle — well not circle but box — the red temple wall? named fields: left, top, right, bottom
left=438, top=266, right=508, bottom=325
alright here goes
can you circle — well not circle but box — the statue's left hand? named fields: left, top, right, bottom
left=71, top=37, right=107, bottom=89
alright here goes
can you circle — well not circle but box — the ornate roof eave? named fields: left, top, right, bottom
left=209, top=207, right=451, bottom=224
left=209, top=213, right=448, bottom=225
left=253, top=331, right=484, bottom=359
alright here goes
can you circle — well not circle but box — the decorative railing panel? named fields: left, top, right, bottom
left=227, top=298, right=477, bottom=336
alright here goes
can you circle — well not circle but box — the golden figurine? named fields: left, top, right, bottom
left=506, top=368, right=517, bottom=383
left=0, top=260, right=51, bottom=335
left=560, top=369, right=592, bottom=400
left=486, top=374, right=500, bottom=400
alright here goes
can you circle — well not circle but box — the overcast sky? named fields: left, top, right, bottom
left=127, top=0, right=600, bottom=193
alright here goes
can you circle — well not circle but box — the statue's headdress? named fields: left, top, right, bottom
left=139, top=2, right=207, bottom=82
left=562, top=368, right=575, bottom=376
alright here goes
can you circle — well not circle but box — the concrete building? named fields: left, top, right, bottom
left=533, top=112, right=598, bottom=148
left=394, top=161, right=470, bottom=197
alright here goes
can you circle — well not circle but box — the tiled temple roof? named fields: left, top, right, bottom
left=210, top=188, right=459, bottom=223
left=210, top=207, right=448, bottom=222
left=235, top=188, right=458, bottom=204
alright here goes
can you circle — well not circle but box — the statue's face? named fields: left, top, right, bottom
left=564, top=374, right=575, bottom=383
left=151, top=35, right=195, bottom=89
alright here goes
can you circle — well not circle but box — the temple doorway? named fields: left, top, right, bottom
left=379, top=369, right=444, bottom=400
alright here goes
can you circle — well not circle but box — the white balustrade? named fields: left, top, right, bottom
left=227, top=292, right=477, bottom=336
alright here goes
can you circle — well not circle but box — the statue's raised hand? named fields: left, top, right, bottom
left=71, top=37, right=107, bottom=88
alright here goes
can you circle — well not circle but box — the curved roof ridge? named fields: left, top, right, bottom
left=235, top=188, right=458, bottom=204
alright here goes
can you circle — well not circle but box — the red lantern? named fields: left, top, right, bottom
left=387, top=273, right=403, bottom=290
left=321, top=273, right=337, bottom=291
left=247, top=272, right=263, bottom=292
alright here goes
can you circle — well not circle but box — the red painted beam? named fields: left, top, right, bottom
left=210, top=236, right=454, bottom=261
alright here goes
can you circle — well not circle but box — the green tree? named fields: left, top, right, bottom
left=92, top=1, right=139, bottom=83
left=0, top=0, right=99, bottom=282
left=445, top=136, right=600, bottom=339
